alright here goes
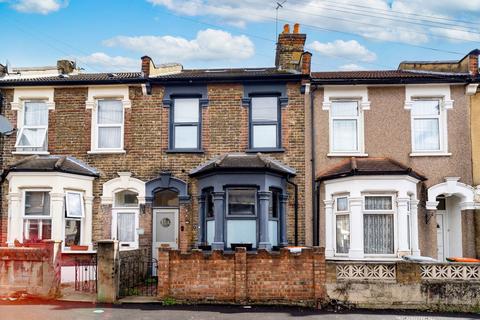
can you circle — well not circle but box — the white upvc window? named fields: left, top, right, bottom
left=363, top=195, right=395, bottom=255
left=15, top=100, right=49, bottom=152
left=411, top=99, right=446, bottom=153
left=23, top=190, right=52, bottom=243
left=334, top=196, right=350, bottom=255
left=64, top=191, right=85, bottom=249
left=93, top=99, right=124, bottom=152
left=172, top=98, right=200, bottom=150
left=329, top=100, right=363, bottom=154
left=250, top=96, right=280, bottom=149
left=112, top=190, right=139, bottom=249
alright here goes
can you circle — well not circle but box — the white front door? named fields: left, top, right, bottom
left=436, top=211, right=445, bottom=261
left=153, top=209, right=179, bottom=260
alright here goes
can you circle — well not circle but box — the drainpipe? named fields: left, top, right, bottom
left=286, top=175, right=299, bottom=246
left=309, top=84, right=319, bottom=246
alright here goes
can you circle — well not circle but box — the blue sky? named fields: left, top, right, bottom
left=0, top=0, right=479, bottom=72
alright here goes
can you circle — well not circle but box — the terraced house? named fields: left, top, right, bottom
left=0, top=25, right=311, bottom=281
left=311, top=52, right=480, bottom=262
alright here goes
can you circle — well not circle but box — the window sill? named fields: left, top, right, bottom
left=409, top=152, right=451, bottom=157
left=327, top=153, right=368, bottom=157
left=166, top=149, right=204, bottom=154
left=246, top=148, right=285, bottom=153
left=87, top=150, right=126, bottom=155
left=12, top=151, right=50, bottom=155
left=62, top=249, right=96, bottom=254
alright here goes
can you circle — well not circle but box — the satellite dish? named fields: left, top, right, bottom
left=0, top=115, right=14, bottom=135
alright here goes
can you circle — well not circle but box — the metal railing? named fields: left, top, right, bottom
left=74, top=256, right=97, bottom=293
left=119, top=257, right=158, bottom=297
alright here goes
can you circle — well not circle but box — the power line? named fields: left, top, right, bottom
left=287, top=0, right=480, bottom=35
left=292, top=0, right=480, bottom=32
left=280, top=6, right=480, bottom=44
left=291, top=0, right=480, bottom=28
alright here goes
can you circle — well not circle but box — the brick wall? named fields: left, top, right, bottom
left=0, top=81, right=306, bottom=251
left=157, top=247, right=326, bottom=306
left=0, top=240, right=61, bottom=297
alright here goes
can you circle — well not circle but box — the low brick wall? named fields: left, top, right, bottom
left=0, top=241, right=61, bottom=298
left=157, top=247, right=326, bottom=307
left=326, top=261, right=480, bottom=312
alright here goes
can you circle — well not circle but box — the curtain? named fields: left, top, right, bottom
left=365, top=196, right=392, bottom=210
left=333, top=119, right=357, bottom=151
left=174, top=99, right=199, bottom=123
left=331, top=101, right=358, bottom=117
left=98, top=127, right=121, bottom=148
left=97, top=100, right=123, bottom=124
left=174, top=125, right=198, bottom=149
left=253, top=124, right=277, bottom=148
left=414, top=118, right=440, bottom=151
left=226, top=220, right=256, bottom=247
left=24, top=102, right=48, bottom=126
left=364, top=214, right=394, bottom=254
left=251, top=97, right=278, bottom=121
left=336, top=215, right=350, bottom=253
left=412, top=100, right=439, bottom=116
left=118, top=213, right=135, bottom=242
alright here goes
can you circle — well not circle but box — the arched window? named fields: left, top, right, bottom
left=153, top=189, right=179, bottom=207
left=114, top=190, right=139, bottom=207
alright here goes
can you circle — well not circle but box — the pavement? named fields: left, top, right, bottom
left=0, top=300, right=480, bottom=320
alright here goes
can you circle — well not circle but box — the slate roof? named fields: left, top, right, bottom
left=311, top=70, right=469, bottom=85
left=189, top=153, right=296, bottom=177
left=316, top=157, right=426, bottom=182
left=0, top=72, right=144, bottom=87
left=4, top=155, right=99, bottom=177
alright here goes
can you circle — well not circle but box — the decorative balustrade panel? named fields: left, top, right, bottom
left=421, top=264, right=480, bottom=281
left=336, top=263, right=396, bottom=280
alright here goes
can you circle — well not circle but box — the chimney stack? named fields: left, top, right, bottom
left=141, top=55, right=152, bottom=77
left=57, top=60, right=76, bottom=74
left=0, top=63, right=6, bottom=77
left=468, top=50, right=479, bottom=76
left=275, top=23, right=310, bottom=74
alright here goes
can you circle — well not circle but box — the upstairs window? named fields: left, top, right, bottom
left=250, top=97, right=280, bottom=149
left=330, top=101, right=361, bottom=153
left=95, top=100, right=124, bottom=151
left=171, top=98, right=200, bottom=150
left=15, top=101, right=48, bottom=152
left=411, top=99, right=443, bottom=152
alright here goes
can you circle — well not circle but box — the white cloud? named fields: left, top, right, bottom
left=103, top=29, right=255, bottom=63
left=77, top=52, right=138, bottom=72
left=146, top=0, right=480, bottom=45
left=8, top=0, right=67, bottom=14
left=338, top=63, right=366, bottom=71
left=307, top=40, right=377, bottom=62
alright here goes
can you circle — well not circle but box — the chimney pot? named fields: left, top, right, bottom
left=293, top=23, right=300, bottom=34
left=283, top=24, right=290, bottom=34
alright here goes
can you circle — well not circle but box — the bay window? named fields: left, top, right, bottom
left=64, top=191, right=84, bottom=248
left=94, top=100, right=124, bottom=151
left=363, top=195, right=394, bottom=255
left=330, top=100, right=361, bottom=153
left=204, top=188, right=215, bottom=245
left=23, top=191, right=51, bottom=243
left=411, top=99, right=443, bottom=152
left=15, top=101, right=48, bottom=152
left=226, top=188, right=257, bottom=248
left=335, top=196, right=350, bottom=254
left=268, top=188, right=281, bottom=247
left=250, top=96, right=280, bottom=149
left=171, top=98, right=200, bottom=150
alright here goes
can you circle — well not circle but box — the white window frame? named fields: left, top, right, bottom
left=15, top=100, right=49, bottom=152
left=171, top=98, right=201, bottom=150
left=91, top=99, right=125, bottom=153
left=65, top=191, right=85, bottom=218
left=22, top=189, right=52, bottom=242
left=328, top=98, right=366, bottom=156
left=409, top=98, right=448, bottom=155
left=362, top=194, right=397, bottom=257
left=112, top=190, right=140, bottom=249
left=334, top=195, right=349, bottom=256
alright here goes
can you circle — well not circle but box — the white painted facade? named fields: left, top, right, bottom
left=6, top=171, right=95, bottom=251
left=323, top=175, right=420, bottom=260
